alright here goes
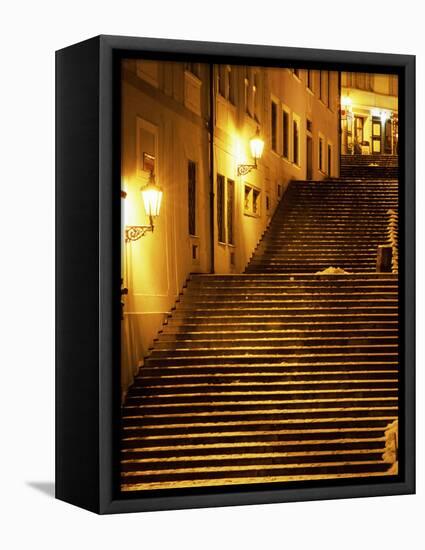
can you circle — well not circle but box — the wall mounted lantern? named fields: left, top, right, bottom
left=125, top=171, right=163, bottom=242
left=237, top=127, right=264, bottom=176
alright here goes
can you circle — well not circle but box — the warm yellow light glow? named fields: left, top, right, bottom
left=141, top=173, right=163, bottom=218
left=341, top=96, right=352, bottom=107
left=250, top=128, right=264, bottom=160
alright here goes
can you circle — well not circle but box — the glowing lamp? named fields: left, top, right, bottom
left=249, top=127, right=265, bottom=161
left=341, top=96, right=352, bottom=107
left=141, top=172, right=163, bottom=220
left=238, top=127, right=264, bottom=176
left=125, top=171, right=163, bottom=242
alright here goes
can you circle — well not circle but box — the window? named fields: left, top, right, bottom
left=244, top=74, right=249, bottom=115
left=282, top=109, right=290, bottom=159
left=271, top=100, right=278, bottom=152
left=252, top=189, right=260, bottom=214
left=227, top=179, right=235, bottom=245
left=277, top=183, right=282, bottom=198
left=307, top=69, right=313, bottom=91
left=188, top=161, right=196, bottom=236
left=318, top=136, right=324, bottom=172
left=327, top=144, right=332, bottom=176
left=217, top=175, right=235, bottom=245
left=218, top=65, right=235, bottom=104
left=389, top=75, right=398, bottom=96
left=244, top=68, right=252, bottom=116
left=266, top=194, right=270, bottom=211
left=217, top=174, right=225, bottom=243
left=218, top=66, right=226, bottom=97
left=318, top=71, right=323, bottom=100
left=185, top=62, right=200, bottom=78
left=228, top=66, right=235, bottom=104
left=136, top=60, right=159, bottom=87
left=293, top=119, right=300, bottom=165
left=320, top=70, right=328, bottom=104
left=253, top=71, right=260, bottom=121
left=244, top=184, right=261, bottom=216
left=306, top=118, right=313, bottom=133
left=327, top=71, right=331, bottom=107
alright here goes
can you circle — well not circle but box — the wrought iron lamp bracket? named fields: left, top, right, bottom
left=125, top=224, right=154, bottom=242
left=237, top=162, right=258, bottom=176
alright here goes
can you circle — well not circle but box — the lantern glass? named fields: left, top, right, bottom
left=141, top=180, right=163, bottom=218
left=250, top=130, right=264, bottom=160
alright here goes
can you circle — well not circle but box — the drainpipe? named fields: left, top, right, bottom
left=209, top=63, right=215, bottom=273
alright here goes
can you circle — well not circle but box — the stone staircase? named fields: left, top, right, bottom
left=121, top=176, right=399, bottom=492
left=340, top=154, right=398, bottom=179
left=246, top=179, right=398, bottom=273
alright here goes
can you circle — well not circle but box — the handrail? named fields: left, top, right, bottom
left=387, top=208, right=399, bottom=273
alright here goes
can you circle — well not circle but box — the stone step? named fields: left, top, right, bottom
left=153, top=336, right=398, bottom=350
left=159, top=328, right=397, bottom=340
left=121, top=437, right=386, bottom=459
left=123, top=398, right=397, bottom=418
left=245, top=267, right=378, bottom=273
left=190, top=273, right=397, bottom=280
left=122, top=417, right=396, bottom=437
left=122, top=406, right=398, bottom=427
left=185, top=286, right=398, bottom=295
left=172, top=305, right=398, bottom=316
left=163, top=322, right=397, bottom=334
left=145, top=352, right=398, bottom=367
left=121, top=450, right=388, bottom=474
left=120, top=461, right=391, bottom=490
left=135, top=371, right=397, bottom=386
left=179, top=295, right=398, bottom=305
left=167, top=314, right=398, bottom=326
left=128, top=392, right=398, bottom=410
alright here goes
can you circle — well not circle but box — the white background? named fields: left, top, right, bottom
left=0, top=1, right=422, bottom=548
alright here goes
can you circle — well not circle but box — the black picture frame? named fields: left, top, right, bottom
left=56, top=35, right=415, bottom=514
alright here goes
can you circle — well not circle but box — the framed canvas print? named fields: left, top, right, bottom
left=56, top=35, right=415, bottom=514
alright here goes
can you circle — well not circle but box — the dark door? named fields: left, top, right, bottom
left=384, top=119, right=392, bottom=154
left=372, top=116, right=382, bottom=154
left=306, top=136, right=313, bottom=180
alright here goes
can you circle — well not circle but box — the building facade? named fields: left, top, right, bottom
left=341, top=72, right=398, bottom=155
left=120, top=59, right=340, bottom=398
